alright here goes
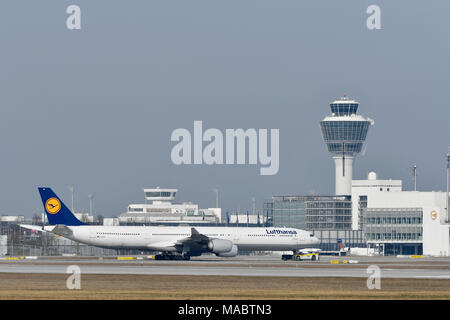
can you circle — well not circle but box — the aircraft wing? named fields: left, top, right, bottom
left=147, top=228, right=211, bottom=252
left=187, top=227, right=210, bottom=242
left=147, top=241, right=179, bottom=250
left=175, top=228, right=210, bottom=252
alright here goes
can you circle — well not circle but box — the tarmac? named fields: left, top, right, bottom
left=1, top=255, right=449, bottom=279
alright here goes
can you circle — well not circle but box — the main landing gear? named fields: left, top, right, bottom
left=154, top=253, right=191, bottom=261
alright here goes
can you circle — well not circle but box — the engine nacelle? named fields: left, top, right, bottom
left=216, top=244, right=238, bottom=257
left=207, top=239, right=233, bottom=253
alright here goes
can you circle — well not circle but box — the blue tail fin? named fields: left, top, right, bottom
left=38, top=187, right=86, bottom=226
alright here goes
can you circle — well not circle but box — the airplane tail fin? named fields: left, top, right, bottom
left=38, top=187, right=86, bottom=226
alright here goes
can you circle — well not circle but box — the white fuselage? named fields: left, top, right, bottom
left=44, top=225, right=319, bottom=253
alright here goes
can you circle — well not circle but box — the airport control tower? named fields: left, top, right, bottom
left=320, top=95, right=374, bottom=195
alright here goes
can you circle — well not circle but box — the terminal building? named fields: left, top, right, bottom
left=118, top=187, right=222, bottom=225
left=353, top=172, right=449, bottom=255
left=264, top=96, right=450, bottom=256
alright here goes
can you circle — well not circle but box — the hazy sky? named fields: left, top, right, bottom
left=0, top=1, right=449, bottom=218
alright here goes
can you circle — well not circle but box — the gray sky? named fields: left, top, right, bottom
left=0, top=1, right=449, bottom=218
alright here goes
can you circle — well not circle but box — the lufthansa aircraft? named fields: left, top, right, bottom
left=20, top=187, right=320, bottom=260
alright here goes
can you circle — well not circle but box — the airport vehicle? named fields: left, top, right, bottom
left=281, top=249, right=321, bottom=261
left=20, top=187, right=320, bottom=260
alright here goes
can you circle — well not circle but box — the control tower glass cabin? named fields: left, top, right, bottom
left=320, top=96, right=374, bottom=195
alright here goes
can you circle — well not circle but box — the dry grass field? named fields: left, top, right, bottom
left=0, top=273, right=449, bottom=300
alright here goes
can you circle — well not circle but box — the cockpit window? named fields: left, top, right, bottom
left=309, top=234, right=314, bottom=237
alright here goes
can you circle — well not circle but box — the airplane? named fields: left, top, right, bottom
left=20, top=187, right=320, bottom=260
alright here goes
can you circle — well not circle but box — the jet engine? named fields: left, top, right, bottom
left=216, top=244, right=238, bottom=257
left=207, top=239, right=233, bottom=253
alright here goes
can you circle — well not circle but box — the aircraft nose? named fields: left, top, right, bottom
left=312, top=236, right=320, bottom=245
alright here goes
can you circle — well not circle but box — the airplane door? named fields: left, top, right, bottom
left=296, top=232, right=302, bottom=247
left=233, top=231, right=239, bottom=244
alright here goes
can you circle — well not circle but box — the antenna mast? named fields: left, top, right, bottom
left=212, top=188, right=219, bottom=208
left=446, top=148, right=449, bottom=222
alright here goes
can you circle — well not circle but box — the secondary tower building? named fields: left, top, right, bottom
left=119, top=187, right=222, bottom=225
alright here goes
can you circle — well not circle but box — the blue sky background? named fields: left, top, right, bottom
left=0, top=1, right=448, bottom=217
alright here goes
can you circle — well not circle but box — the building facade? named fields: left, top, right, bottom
left=263, top=195, right=365, bottom=251
left=363, top=207, right=423, bottom=255
left=265, top=195, right=352, bottom=231
left=352, top=172, right=402, bottom=230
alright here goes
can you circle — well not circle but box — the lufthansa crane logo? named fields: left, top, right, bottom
left=430, top=210, right=438, bottom=220
left=45, top=197, right=61, bottom=214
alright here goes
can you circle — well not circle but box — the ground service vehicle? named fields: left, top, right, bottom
left=281, top=249, right=320, bottom=261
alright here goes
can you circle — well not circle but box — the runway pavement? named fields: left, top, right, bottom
left=0, top=255, right=449, bottom=279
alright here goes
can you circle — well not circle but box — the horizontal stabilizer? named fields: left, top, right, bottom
left=19, top=224, right=46, bottom=232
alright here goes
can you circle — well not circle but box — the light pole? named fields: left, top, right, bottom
left=88, top=194, right=94, bottom=215
left=41, top=208, right=46, bottom=228
left=212, top=188, right=219, bottom=208
left=67, top=185, right=74, bottom=212
left=412, top=165, right=417, bottom=191
left=251, top=197, right=256, bottom=215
